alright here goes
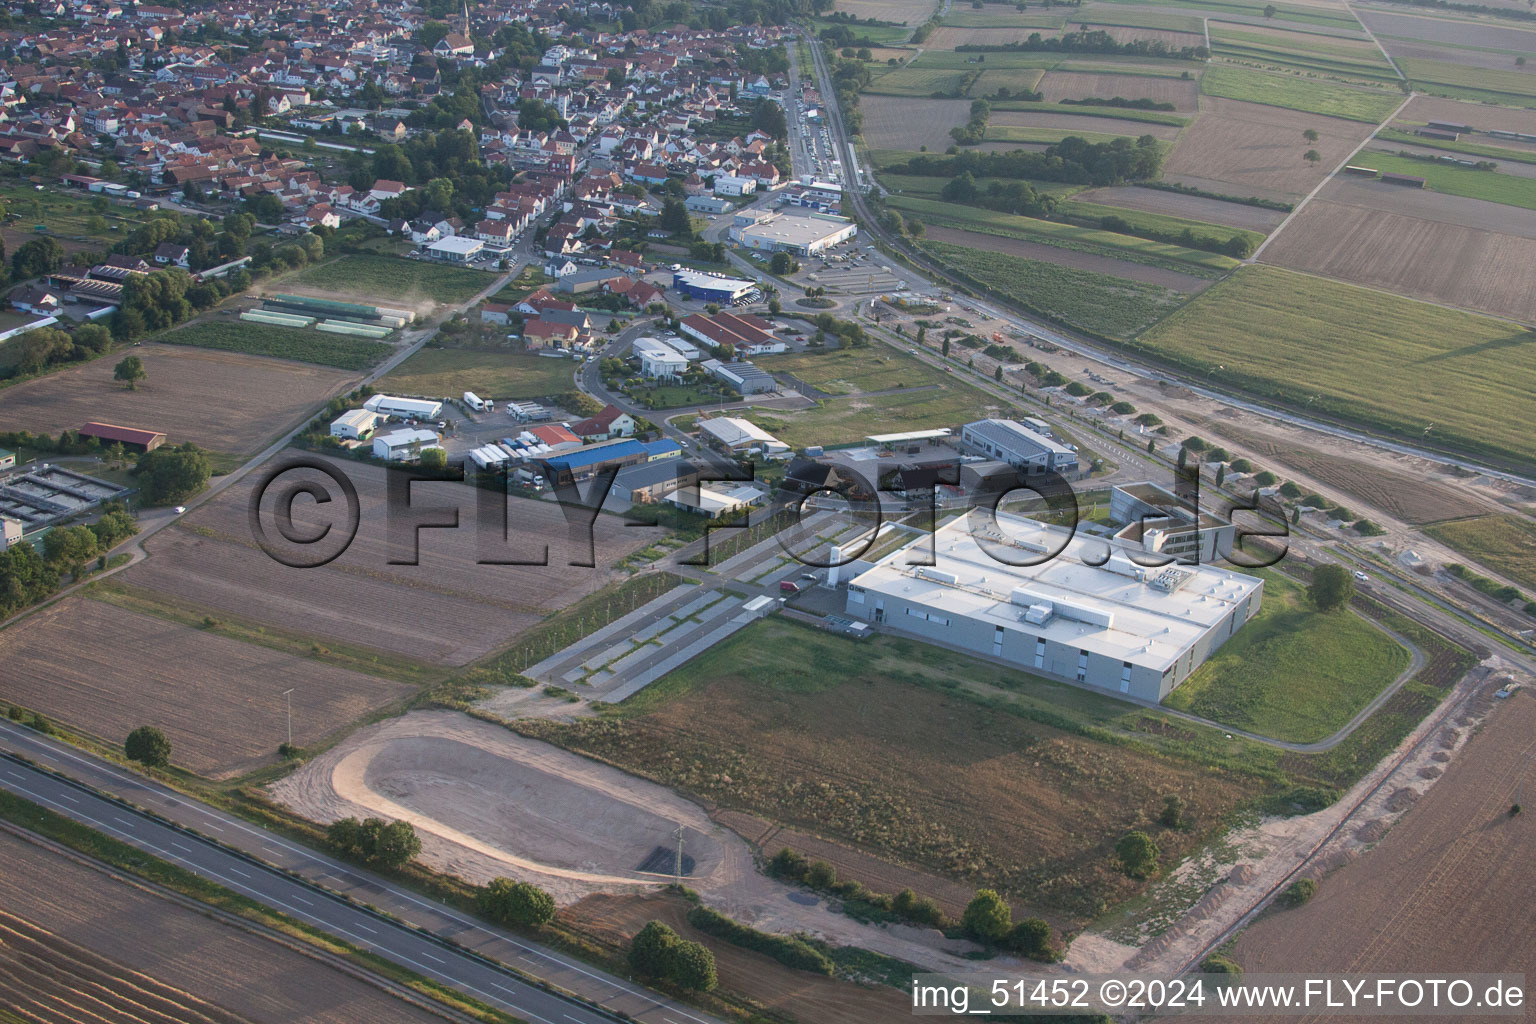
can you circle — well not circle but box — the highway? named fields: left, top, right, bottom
left=0, top=718, right=725, bottom=1024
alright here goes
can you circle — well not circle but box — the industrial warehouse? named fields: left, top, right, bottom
left=844, top=509, right=1264, bottom=702
left=728, top=208, right=857, bottom=256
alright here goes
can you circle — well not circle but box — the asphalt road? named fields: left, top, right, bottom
left=0, top=704, right=724, bottom=1024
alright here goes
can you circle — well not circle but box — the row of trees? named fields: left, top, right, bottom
left=956, top=29, right=1209, bottom=60
left=894, top=134, right=1165, bottom=187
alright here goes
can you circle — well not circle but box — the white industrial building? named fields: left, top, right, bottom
left=698, top=416, right=787, bottom=455
left=426, top=236, right=484, bottom=262
left=372, top=428, right=443, bottom=462
left=961, top=418, right=1078, bottom=475
left=844, top=509, right=1264, bottom=702
left=364, top=394, right=444, bottom=421
left=632, top=336, right=691, bottom=380
left=664, top=480, right=769, bottom=518
left=729, top=209, right=856, bottom=256
left=330, top=408, right=380, bottom=441
left=713, top=174, right=757, bottom=196
left=1111, top=482, right=1237, bottom=565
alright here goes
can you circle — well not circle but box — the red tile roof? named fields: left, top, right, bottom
left=79, top=421, right=165, bottom=447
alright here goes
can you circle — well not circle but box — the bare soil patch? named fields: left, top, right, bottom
left=0, top=597, right=413, bottom=778
left=1357, top=8, right=1536, bottom=51
left=0, top=829, right=446, bottom=1024
left=1232, top=692, right=1536, bottom=977
left=1260, top=195, right=1536, bottom=323
left=119, top=454, right=649, bottom=667
left=561, top=891, right=913, bottom=1024
left=1036, top=70, right=1200, bottom=109
left=860, top=95, right=973, bottom=152
left=0, top=344, right=357, bottom=455
left=992, top=108, right=1185, bottom=140
left=924, top=223, right=1214, bottom=292
left=833, top=0, right=934, bottom=25
left=1400, top=95, right=1536, bottom=136
left=1163, top=96, right=1375, bottom=198
left=1074, top=184, right=1288, bottom=230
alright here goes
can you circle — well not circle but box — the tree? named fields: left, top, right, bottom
left=1278, top=878, right=1317, bottom=908
left=1116, top=830, right=1159, bottom=878
left=114, top=355, right=146, bottom=390
left=478, top=878, right=556, bottom=927
left=1215, top=464, right=1226, bottom=487
left=994, top=364, right=1003, bottom=381
left=125, top=725, right=172, bottom=767
left=137, top=444, right=211, bottom=505
left=1302, top=128, right=1319, bottom=142
left=43, top=525, right=98, bottom=580
left=629, top=920, right=678, bottom=978
left=1303, top=149, right=1321, bottom=164
left=1176, top=445, right=1188, bottom=470
left=769, top=251, right=796, bottom=275
left=1308, top=564, right=1355, bottom=612
left=419, top=446, right=447, bottom=470
left=658, top=196, right=692, bottom=237
left=962, top=889, right=1012, bottom=944
left=1160, top=794, right=1185, bottom=828
left=12, top=236, right=65, bottom=279
left=327, top=816, right=421, bottom=868
left=1263, top=3, right=1277, bottom=14
left=627, top=921, right=715, bottom=991
left=941, top=337, right=951, bottom=357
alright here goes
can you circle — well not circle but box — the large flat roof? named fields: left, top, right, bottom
left=848, top=510, right=1262, bottom=672
left=735, top=211, right=853, bottom=246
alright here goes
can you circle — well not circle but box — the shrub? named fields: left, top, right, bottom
left=1277, top=878, right=1317, bottom=908
left=1229, top=457, right=1253, bottom=472
left=1064, top=380, right=1092, bottom=397
left=804, top=860, right=837, bottom=889
left=1116, top=830, right=1159, bottom=878
left=1252, top=470, right=1277, bottom=487
left=686, top=905, right=834, bottom=974
left=124, top=725, right=171, bottom=768
left=326, top=816, right=421, bottom=868
left=1203, top=954, right=1243, bottom=974
left=769, top=847, right=808, bottom=879
left=1008, top=917, right=1056, bottom=961
left=1110, top=401, right=1136, bottom=415
left=478, top=878, right=556, bottom=927
left=628, top=921, right=716, bottom=991
left=1159, top=794, right=1184, bottom=828
left=962, top=889, right=1012, bottom=943
left=1278, top=481, right=1302, bottom=499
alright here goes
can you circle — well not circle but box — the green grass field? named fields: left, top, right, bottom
left=1200, top=64, right=1403, bottom=121
left=1360, top=149, right=1536, bottom=210
left=809, top=16, right=913, bottom=44
left=1208, top=25, right=1399, bottom=81
left=745, top=345, right=1012, bottom=446
left=919, top=237, right=1192, bottom=340
left=1376, top=127, right=1536, bottom=166
left=1163, top=572, right=1411, bottom=743
left=971, top=67, right=1050, bottom=97
left=1425, top=515, right=1536, bottom=593
left=283, top=253, right=490, bottom=306
left=1093, top=0, right=1359, bottom=30
left=888, top=194, right=1241, bottom=272
left=382, top=347, right=575, bottom=401
left=1054, top=197, right=1266, bottom=252
left=160, top=318, right=390, bottom=370
left=1134, top=266, right=1536, bottom=472
left=1399, top=58, right=1536, bottom=106
left=0, top=185, right=157, bottom=247
left=983, top=124, right=1149, bottom=145
left=863, top=64, right=975, bottom=96
left=880, top=171, right=1086, bottom=199
left=938, top=8, right=1069, bottom=28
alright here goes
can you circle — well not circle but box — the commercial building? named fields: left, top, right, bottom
left=372, top=428, right=443, bottom=461
left=698, top=416, right=787, bottom=455
left=960, top=418, right=1077, bottom=475
left=632, top=336, right=690, bottom=380
left=610, top=459, right=702, bottom=507
left=664, top=480, right=769, bottom=518
left=1, top=515, right=21, bottom=548
left=713, top=174, right=757, bottom=196
left=365, top=394, right=444, bottom=421
left=1110, top=482, right=1235, bottom=565
left=685, top=195, right=732, bottom=215
left=729, top=209, right=856, bottom=256
left=425, top=236, right=484, bottom=262
left=538, top=437, right=681, bottom=486
left=78, top=422, right=166, bottom=452
left=330, top=409, right=380, bottom=441
left=680, top=312, right=784, bottom=355
left=701, top=358, right=777, bottom=395
left=844, top=509, right=1264, bottom=702
left=672, top=269, right=758, bottom=304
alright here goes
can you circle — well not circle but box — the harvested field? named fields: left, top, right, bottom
left=1163, top=96, right=1377, bottom=199
left=925, top=224, right=1213, bottom=291
left=519, top=618, right=1264, bottom=923
left=1232, top=692, right=1536, bottom=977
left=1082, top=22, right=1208, bottom=46
left=925, top=25, right=1061, bottom=48
left=1260, top=194, right=1536, bottom=322
left=1356, top=8, right=1536, bottom=53
left=0, top=344, right=357, bottom=455
left=1399, top=94, right=1536, bottom=136
left=1073, top=184, right=1288, bottom=229
left=1373, top=35, right=1535, bottom=73
left=1036, top=69, right=1200, bottom=109
left=833, top=0, right=935, bottom=24
left=0, top=829, right=446, bottom=1024
left=271, top=711, right=735, bottom=904
left=119, top=454, right=650, bottom=667
left=1198, top=417, right=1496, bottom=525
left=1136, top=265, right=1536, bottom=472
left=561, top=891, right=912, bottom=1024
left=0, top=597, right=413, bottom=778
left=1425, top=515, right=1536, bottom=591
left=859, top=95, right=973, bottom=152
left=991, top=108, right=1184, bottom=139
left=1305, top=175, right=1536, bottom=238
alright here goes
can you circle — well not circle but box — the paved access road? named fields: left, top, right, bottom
left=0, top=721, right=726, bottom=1024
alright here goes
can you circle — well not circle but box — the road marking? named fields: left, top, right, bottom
left=228, top=867, right=251, bottom=879
left=58, top=793, right=77, bottom=803
left=292, top=894, right=312, bottom=905
left=421, top=951, right=445, bottom=964
left=354, top=921, right=377, bottom=934
left=172, top=841, right=193, bottom=852
left=114, top=817, right=133, bottom=827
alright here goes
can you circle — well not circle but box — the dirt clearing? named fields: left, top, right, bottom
left=1399, top=95, right=1536, bottom=136
left=119, top=454, right=649, bottom=667
left=0, top=828, right=446, bottom=1024
left=1232, top=692, right=1536, bottom=978
left=0, top=597, right=413, bottom=777
left=860, top=95, right=973, bottom=152
left=1073, top=184, right=1287, bottom=230
left=1163, top=96, right=1376, bottom=199
left=1260, top=192, right=1536, bottom=323
left=1036, top=70, right=1200, bottom=109
left=924, top=224, right=1214, bottom=292
left=0, top=344, right=357, bottom=455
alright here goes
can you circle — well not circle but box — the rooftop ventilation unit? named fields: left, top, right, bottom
left=1150, top=567, right=1193, bottom=593
left=915, top=567, right=958, bottom=586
